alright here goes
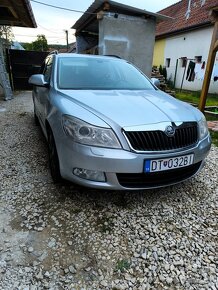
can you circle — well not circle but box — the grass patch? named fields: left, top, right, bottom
left=175, top=90, right=218, bottom=106
left=205, top=114, right=218, bottom=121
left=205, top=114, right=218, bottom=147
left=174, top=90, right=218, bottom=147
left=115, top=259, right=130, bottom=273
left=210, top=131, right=218, bottom=147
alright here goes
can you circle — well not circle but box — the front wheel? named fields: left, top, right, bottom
left=48, top=129, right=62, bottom=183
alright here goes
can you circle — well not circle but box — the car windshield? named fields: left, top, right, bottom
left=57, top=57, right=155, bottom=90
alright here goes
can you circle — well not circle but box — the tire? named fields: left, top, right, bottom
left=47, top=129, right=62, bottom=183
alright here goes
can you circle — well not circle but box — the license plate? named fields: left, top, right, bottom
left=144, top=154, right=194, bottom=173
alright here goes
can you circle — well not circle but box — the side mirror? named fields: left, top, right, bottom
left=29, top=74, right=49, bottom=87
left=151, top=77, right=160, bottom=88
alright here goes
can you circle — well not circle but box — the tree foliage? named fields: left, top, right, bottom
left=0, top=26, right=14, bottom=48
left=22, top=42, right=33, bottom=50
left=32, top=34, right=48, bottom=51
left=23, top=34, right=48, bottom=51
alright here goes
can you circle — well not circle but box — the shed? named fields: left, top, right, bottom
left=72, top=0, right=169, bottom=77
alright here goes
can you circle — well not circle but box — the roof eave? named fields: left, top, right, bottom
left=0, top=0, right=37, bottom=28
left=23, top=0, right=37, bottom=28
left=156, top=21, right=213, bottom=40
left=72, top=0, right=171, bottom=31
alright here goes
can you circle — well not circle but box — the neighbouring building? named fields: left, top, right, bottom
left=153, top=0, right=218, bottom=94
left=11, top=41, right=25, bottom=50
left=72, top=0, right=169, bottom=77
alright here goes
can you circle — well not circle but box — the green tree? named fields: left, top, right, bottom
left=0, top=26, right=14, bottom=48
left=22, top=42, right=33, bottom=50
left=31, top=34, right=48, bottom=51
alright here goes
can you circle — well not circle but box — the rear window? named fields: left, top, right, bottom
left=57, top=57, right=154, bottom=90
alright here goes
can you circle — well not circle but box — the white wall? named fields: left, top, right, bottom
left=164, top=27, right=218, bottom=94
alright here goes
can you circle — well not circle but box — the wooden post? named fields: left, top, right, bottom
left=199, top=20, right=218, bottom=112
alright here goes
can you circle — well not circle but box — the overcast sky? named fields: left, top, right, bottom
left=13, top=0, right=178, bottom=45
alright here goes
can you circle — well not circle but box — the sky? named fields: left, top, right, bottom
left=12, top=0, right=178, bottom=46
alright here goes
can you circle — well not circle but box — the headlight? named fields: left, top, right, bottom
left=198, top=116, right=208, bottom=139
left=62, top=115, right=121, bottom=149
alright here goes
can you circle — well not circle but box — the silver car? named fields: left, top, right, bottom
left=29, top=53, right=211, bottom=190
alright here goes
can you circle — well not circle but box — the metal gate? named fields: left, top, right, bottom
left=7, top=49, right=49, bottom=90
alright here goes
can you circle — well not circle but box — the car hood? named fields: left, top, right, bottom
left=59, top=89, right=201, bottom=128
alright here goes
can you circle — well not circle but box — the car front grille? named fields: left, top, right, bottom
left=117, top=162, right=202, bottom=188
left=124, top=122, right=198, bottom=151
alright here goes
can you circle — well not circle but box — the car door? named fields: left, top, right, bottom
left=35, top=55, right=53, bottom=130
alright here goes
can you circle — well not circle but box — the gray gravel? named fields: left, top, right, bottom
left=0, top=92, right=217, bottom=290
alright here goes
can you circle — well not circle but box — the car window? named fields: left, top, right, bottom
left=42, top=56, right=53, bottom=83
left=57, top=57, right=155, bottom=90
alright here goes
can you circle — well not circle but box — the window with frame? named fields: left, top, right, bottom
left=180, top=57, right=187, bottom=67
left=195, top=56, right=202, bottom=63
left=43, top=56, right=53, bottom=82
left=165, top=58, right=171, bottom=68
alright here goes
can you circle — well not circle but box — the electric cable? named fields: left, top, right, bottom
left=30, top=0, right=97, bottom=15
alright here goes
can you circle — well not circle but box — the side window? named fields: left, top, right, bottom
left=195, top=56, right=202, bottom=63
left=42, top=56, right=53, bottom=82
left=165, top=58, right=171, bottom=68
left=180, top=57, right=187, bottom=67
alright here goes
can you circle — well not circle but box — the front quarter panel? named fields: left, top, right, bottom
left=45, top=90, right=116, bottom=153
left=48, top=91, right=111, bottom=128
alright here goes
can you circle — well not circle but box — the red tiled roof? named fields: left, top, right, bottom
left=156, top=0, right=218, bottom=38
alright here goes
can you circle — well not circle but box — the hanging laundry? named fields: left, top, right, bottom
left=195, top=62, right=205, bottom=81
left=186, top=61, right=195, bottom=82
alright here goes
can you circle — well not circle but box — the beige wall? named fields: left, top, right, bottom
left=152, top=39, right=166, bottom=67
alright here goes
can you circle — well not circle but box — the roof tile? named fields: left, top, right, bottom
left=156, top=0, right=218, bottom=38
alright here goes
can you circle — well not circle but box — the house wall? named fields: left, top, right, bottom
left=154, top=26, right=218, bottom=94
left=98, top=14, right=156, bottom=77
left=153, top=39, right=166, bottom=67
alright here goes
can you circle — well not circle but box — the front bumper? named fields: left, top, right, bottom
left=56, top=134, right=211, bottom=190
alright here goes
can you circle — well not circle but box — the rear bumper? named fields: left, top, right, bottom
left=57, top=134, right=211, bottom=190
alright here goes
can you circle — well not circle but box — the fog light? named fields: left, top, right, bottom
left=73, top=168, right=106, bottom=182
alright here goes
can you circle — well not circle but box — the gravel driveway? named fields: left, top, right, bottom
left=0, top=92, right=217, bottom=290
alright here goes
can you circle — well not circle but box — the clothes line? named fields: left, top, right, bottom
left=180, top=58, right=201, bottom=91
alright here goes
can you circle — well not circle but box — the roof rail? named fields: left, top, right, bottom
left=48, top=50, right=58, bottom=55
left=104, top=55, right=122, bottom=59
